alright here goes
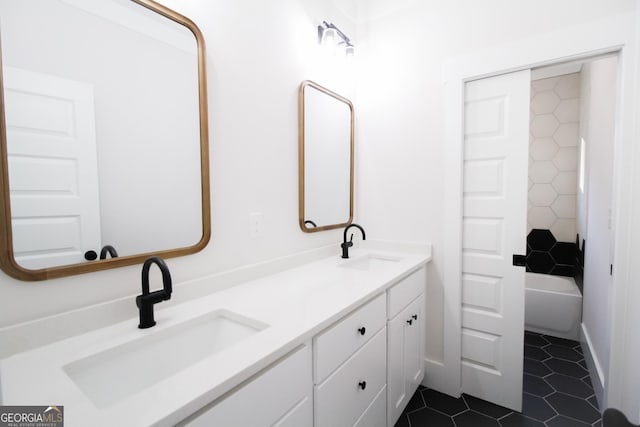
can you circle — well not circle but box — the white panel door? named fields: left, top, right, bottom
left=461, top=70, right=530, bottom=411
left=3, top=66, right=101, bottom=269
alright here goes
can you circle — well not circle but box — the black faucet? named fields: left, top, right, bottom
left=99, top=245, right=118, bottom=260
left=341, top=223, right=366, bottom=259
left=136, top=256, right=172, bottom=329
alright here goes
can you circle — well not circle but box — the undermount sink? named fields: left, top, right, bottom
left=63, top=309, right=268, bottom=408
left=340, top=254, right=402, bottom=271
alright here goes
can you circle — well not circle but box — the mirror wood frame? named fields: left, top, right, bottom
left=298, top=80, right=354, bottom=233
left=0, top=0, right=211, bottom=281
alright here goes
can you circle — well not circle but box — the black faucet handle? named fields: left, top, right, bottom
left=349, top=233, right=354, bottom=243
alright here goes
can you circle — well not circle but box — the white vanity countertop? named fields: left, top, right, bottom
left=0, top=245, right=431, bottom=426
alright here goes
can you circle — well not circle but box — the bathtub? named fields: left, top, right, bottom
left=525, top=272, right=582, bottom=341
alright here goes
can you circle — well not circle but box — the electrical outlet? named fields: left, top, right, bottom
left=249, top=212, right=263, bottom=239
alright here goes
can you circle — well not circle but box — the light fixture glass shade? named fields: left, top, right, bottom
left=345, top=45, right=355, bottom=56
left=321, top=28, right=337, bottom=46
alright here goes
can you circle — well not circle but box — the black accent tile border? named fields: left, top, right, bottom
left=526, top=229, right=577, bottom=281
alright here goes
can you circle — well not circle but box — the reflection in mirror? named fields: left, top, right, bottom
left=0, top=0, right=210, bottom=280
left=298, top=80, right=353, bottom=233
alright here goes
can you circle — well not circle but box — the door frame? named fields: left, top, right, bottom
left=438, top=11, right=639, bottom=416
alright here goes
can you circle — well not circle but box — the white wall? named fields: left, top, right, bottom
left=606, top=5, right=640, bottom=422
left=0, top=0, right=358, bottom=328
left=579, top=57, right=618, bottom=399
left=355, top=0, right=637, bottom=393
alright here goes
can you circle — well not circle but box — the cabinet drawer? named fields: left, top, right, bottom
left=387, top=267, right=426, bottom=319
left=354, top=384, right=386, bottom=427
left=314, top=293, right=386, bottom=383
left=183, top=345, right=312, bottom=427
left=314, top=327, right=387, bottom=427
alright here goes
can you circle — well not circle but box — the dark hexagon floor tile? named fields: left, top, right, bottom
left=522, top=393, right=557, bottom=422
left=463, top=394, right=512, bottom=419
left=524, top=358, right=552, bottom=377
left=422, top=388, right=467, bottom=416
left=592, top=419, right=603, bottom=427
left=405, top=389, right=426, bottom=412
left=525, top=332, right=550, bottom=348
left=454, top=410, right=500, bottom=427
left=587, top=395, right=600, bottom=411
left=525, top=345, right=551, bottom=361
left=523, top=373, right=553, bottom=397
left=499, top=412, right=545, bottom=427
left=544, top=335, right=580, bottom=348
left=547, top=415, right=593, bottom=426
left=545, top=373, right=594, bottom=398
left=579, top=359, right=588, bottom=369
left=582, top=375, right=593, bottom=387
left=546, top=392, right=601, bottom=424
left=573, top=344, right=584, bottom=355
left=545, top=345, right=583, bottom=362
left=545, top=358, right=588, bottom=378
left=394, top=413, right=410, bottom=427
left=408, top=406, right=456, bottom=427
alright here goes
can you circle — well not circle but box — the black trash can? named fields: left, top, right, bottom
left=603, top=409, right=639, bottom=427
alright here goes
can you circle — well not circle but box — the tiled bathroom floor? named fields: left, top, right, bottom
left=395, top=331, right=602, bottom=427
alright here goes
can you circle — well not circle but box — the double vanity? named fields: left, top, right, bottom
left=0, top=244, right=431, bottom=426
left=0, top=4, right=429, bottom=426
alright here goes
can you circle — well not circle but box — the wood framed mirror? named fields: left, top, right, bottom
left=0, top=0, right=210, bottom=281
left=298, top=80, right=354, bottom=233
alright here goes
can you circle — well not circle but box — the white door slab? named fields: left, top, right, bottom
left=3, top=66, right=101, bottom=269
left=461, top=70, right=530, bottom=411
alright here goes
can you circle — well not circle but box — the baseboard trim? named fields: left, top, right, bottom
left=581, top=323, right=606, bottom=410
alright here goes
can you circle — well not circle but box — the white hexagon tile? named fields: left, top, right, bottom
left=554, top=99, right=580, bottom=122
left=531, top=76, right=559, bottom=93
left=552, top=172, right=577, bottom=195
left=530, top=137, right=558, bottom=160
left=531, top=91, right=560, bottom=114
left=529, top=183, right=558, bottom=206
left=528, top=206, right=557, bottom=230
left=530, top=161, right=558, bottom=183
left=527, top=73, right=580, bottom=239
left=553, top=147, right=579, bottom=171
left=531, top=114, right=559, bottom=138
left=554, top=123, right=579, bottom=147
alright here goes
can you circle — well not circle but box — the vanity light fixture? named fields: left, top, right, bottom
left=318, top=21, right=355, bottom=56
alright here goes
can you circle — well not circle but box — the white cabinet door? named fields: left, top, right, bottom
left=182, top=345, right=312, bottom=427
left=387, top=294, right=425, bottom=426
